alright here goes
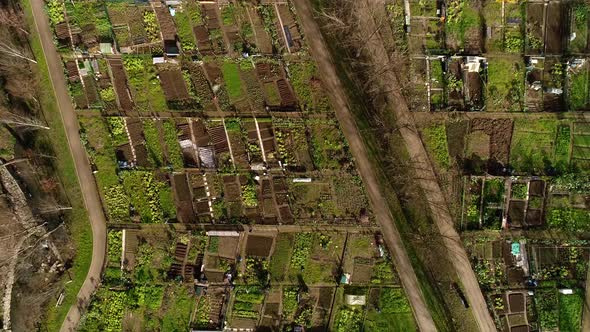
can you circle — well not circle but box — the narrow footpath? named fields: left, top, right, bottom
left=28, top=0, right=108, bottom=331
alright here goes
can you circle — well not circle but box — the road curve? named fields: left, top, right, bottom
left=28, top=0, right=108, bottom=331
left=292, top=0, right=437, bottom=330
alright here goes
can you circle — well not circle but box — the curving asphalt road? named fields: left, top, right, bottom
left=28, top=0, right=107, bottom=331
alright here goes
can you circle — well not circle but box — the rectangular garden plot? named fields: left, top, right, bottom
left=193, top=286, right=228, bottom=331
left=228, top=286, right=265, bottom=329
left=569, top=2, right=590, bottom=53
left=84, top=228, right=210, bottom=331
left=241, top=118, right=264, bottom=166
left=79, top=116, right=126, bottom=222
left=275, top=3, right=303, bottom=53
left=187, top=172, right=214, bottom=221
left=486, top=56, right=525, bottom=112
left=280, top=286, right=336, bottom=330
left=106, top=2, right=161, bottom=52
left=123, top=56, right=167, bottom=112
left=273, top=118, right=313, bottom=171
left=529, top=244, right=590, bottom=281
left=247, top=6, right=273, bottom=54
left=287, top=59, right=331, bottom=113
left=572, top=122, right=590, bottom=168
left=567, top=58, right=590, bottom=111
left=464, top=237, right=527, bottom=289
left=545, top=2, right=566, bottom=55
left=203, top=235, right=239, bottom=282
left=342, top=233, right=399, bottom=285
left=525, top=57, right=544, bottom=112
left=171, top=172, right=196, bottom=223
left=256, top=118, right=278, bottom=164
left=156, top=63, right=191, bottom=103
left=207, top=120, right=233, bottom=170
left=224, top=118, right=249, bottom=169
left=525, top=2, right=545, bottom=55
left=285, top=232, right=346, bottom=285
left=65, top=1, right=112, bottom=52
left=288, top=178, right=335, bottom=221
left=362, top=287, right=416, bottom=331
left=541, top=58, right=565, bottom=112
left=410, top=57, right=429, bottom=111
left=445, top=0, right=482, bottom=53
left=482, top=0, right=504, bottom=53
left=107, top=57, right=134, bottom=111
left=466, top=118, right=513, bottom=172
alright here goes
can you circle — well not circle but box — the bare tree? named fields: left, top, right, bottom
left=0, top=55, right=38, bottom=102
left=0, top=107, right=49, bottom=130
left=0, top=4, right=28, bottom=37
left=0, top=40, right=35, bottom=64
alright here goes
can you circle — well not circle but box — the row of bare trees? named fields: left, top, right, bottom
left=0, top=1, right=73, bottom=330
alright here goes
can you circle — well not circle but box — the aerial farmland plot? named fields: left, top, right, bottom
left=411, top=31, right=590, bottom=328
left=42, top=0, right=431, bottom=330
left=34, top=0, right=590, bottom=330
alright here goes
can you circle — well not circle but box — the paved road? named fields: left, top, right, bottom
left=28, top=0, right=107, bottom=331
left=353, top=1, right=496, bottom=330
left=292, top=0, right=437, bottom=330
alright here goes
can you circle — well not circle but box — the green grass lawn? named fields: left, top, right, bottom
left=446, top=2, right=481, bottom=48
left=422, top=123, right=451, bottom=169
left=572, top=146, right=590, bottom=160
left=568, top=63, right=589, bottom=111
left=221, top=60, right=243, bottom=101
left=573, top=134, right=590, bottom=147
left=558, top=288, right=584, bottom=332
left=486, top=57, right=525, bottom=112
left=554, top=124, right=572, bottom=168
left=269, top=233, right=292, bottom=282
left=331, top=287, right=417, bottom=332
left=510, top=119, right=559, bottom=173
left=365, top=308, right=416, bottom=332
left=23, top=1, right=92, bottom=330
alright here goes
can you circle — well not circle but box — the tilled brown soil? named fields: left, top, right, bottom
left=470, top=118, right=514, bottom=165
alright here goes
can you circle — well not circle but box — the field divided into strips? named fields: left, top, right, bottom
left=258, top=231, right=414, bottom=331
left=572, top=123, right=590, bottom=168
left=463, top=234, right=589, bottom=332
left=510, top=119, right=556, bottom=172
left=45, top=0, right=417, bottom=328
left=89, top=229, right=415, bottom=332
left=403, top=0, right=590, bottom=113
left=507, top=118, right=590, bottom=173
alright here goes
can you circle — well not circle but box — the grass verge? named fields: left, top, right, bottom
left=22, top=1, right=92, bottom=330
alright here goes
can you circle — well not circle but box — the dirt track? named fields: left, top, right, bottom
left=352, top=1, right=496, bottom=331
left=292, top=0, right=437, bottom=330
left=28, top=0, right=107, bottom=331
